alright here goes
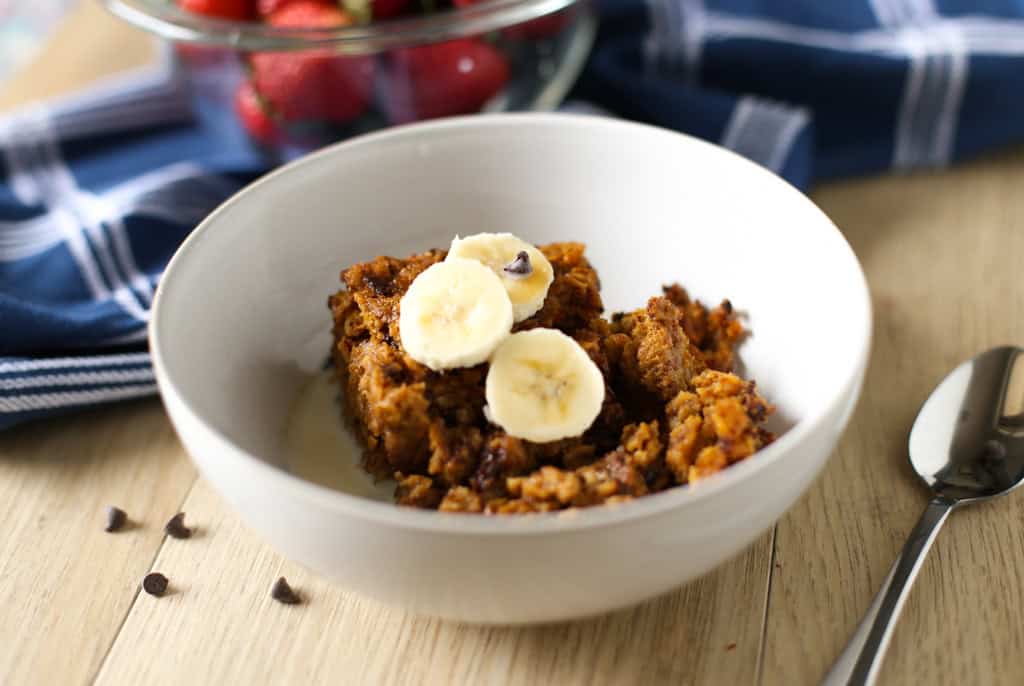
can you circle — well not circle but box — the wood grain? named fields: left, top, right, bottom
left=96, top=477, right=773, bottom=686
left=764, top=152, right=1024, bottom=685
left=0, top=399, right=196, bottom=685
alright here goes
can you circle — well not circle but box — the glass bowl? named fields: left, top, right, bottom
left=102, top=0, right=596, bottom=157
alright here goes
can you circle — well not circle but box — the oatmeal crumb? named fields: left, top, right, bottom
left=330, top=242, right=775, bottom=514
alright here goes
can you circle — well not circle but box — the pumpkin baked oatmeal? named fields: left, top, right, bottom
left=328, top=235, right=774, bottom=513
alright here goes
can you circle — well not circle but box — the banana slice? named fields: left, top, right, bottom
left=485, top=328, right=605, bottom=443
left=447, top=233, right=554, bottom=323
left=399, top=258, right=514, bottom=371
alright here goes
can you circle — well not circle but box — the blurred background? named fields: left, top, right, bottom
left=0, top=2, right=78, bottom=83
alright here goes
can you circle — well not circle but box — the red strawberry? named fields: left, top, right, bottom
left=178, top=0, right=255, bottom=20
left=265, top=1, right=351, bottom=27
left=256, top=0, right=305, bottom=18
left=386, top=39, right=509, bottom=123
left=251, top=2, right=374, bottom=123
left=372, top=0, right=410, bottom=19
left=235, top=80, right=282, bottom=144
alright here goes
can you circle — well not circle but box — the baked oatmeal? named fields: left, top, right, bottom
left=328, top=234, right=774, bottom=513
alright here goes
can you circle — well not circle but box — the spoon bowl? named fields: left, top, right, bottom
left=910, top=346, right=1024, bottom=503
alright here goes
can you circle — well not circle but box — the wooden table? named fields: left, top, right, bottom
left=3, top=4, right=1024, bottom=685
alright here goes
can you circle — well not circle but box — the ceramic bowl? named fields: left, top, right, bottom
left=151, top=113, right=872, bottom=624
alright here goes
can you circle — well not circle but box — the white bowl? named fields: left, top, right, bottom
left=151, top=113, right=871, bottom=624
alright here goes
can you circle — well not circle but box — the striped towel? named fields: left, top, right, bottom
left=4, top=1, right=1024, bottom=429
left=0, top=44, right=265, bottom=428
left=574, top=0, right=1024, bottom=188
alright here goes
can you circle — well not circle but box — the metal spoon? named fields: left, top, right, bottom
left=825, top=345, right=1024, bottom=686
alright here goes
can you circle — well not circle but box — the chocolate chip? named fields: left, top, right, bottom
left=142, top=572, right=168, bottom=597
left=104, top=506, right=127, bottom=533
left=271, top=577, right=301, bottom=605
left=364, top=274, right=396, bottom=297
left=164, top=512, right=192, bottom=539
left=503, top=251, right=532, bottom=277
left=471, top=448, right=504, bottom=496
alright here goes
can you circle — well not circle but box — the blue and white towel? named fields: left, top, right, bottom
left=4, top=1, right=1024, bottom=429
left=0, top=44, right=265, bottom=428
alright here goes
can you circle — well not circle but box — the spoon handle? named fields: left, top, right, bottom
left=823, top=496, right=955, bottom=686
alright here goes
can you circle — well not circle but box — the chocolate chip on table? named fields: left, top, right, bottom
left=503, top=250, right=532, bottom=277
left=164, top=512, right=192, bottom=539
left=104, top=506, right=127, bottom=533
left=270, top=577, right=301, bottom=605
left=142, top=572, right=169, bottom=597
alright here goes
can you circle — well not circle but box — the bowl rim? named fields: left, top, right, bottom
left=101, top=0, right=584, bottom=53
left=150, top=112, right=873, bottom=535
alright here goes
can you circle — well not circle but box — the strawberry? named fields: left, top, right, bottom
left=178, top=0, right=255, bottom=20
left=372, top=0, right=410, bottom=19
left=262, top=1, right=352, bottom=31
left=386, top=39, right=510, bottom=123
left=250, top=1, right=375, bottom=123
left=256, top=0, right=305, bottom=18
left=235, top=80, right=282, bottom=144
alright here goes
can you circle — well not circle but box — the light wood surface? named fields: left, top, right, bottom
left=764, top=163, right=1024, bottom=686
left=2, top=3, right=1023, bottom=685
left=0, top=1, right=155, bottom=112
left=95, top=478, right=773, bottom=686
left=0, top=398, right=196, bottom=685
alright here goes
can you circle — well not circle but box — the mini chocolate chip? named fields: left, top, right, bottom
left=503, top=251, right=532, bottom=277
left=271, top=577, right=301, bottom=605
left=143, top=572, right=168, bottom=597
left=104, top=506, right=127, bottom=533
left=164, top=512, right=192, bottom=539
left=365, top=274, right=396, bottom=297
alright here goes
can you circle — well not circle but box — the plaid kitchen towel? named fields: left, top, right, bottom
left=0, top=44, right=265, bottom=428
left=4, top=1, right=1024, bottom=429
left=574, top=0, right=1024, bottom=189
